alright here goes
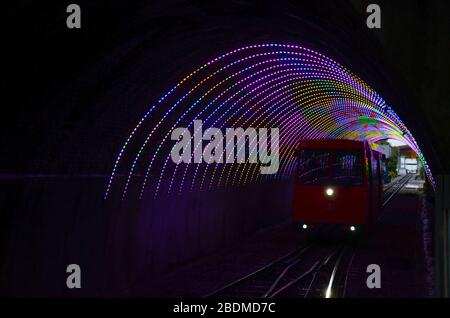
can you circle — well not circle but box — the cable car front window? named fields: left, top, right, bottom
left=297, top=150, right=330, bottom=185
left=331, top=151, right=363, bottom=186
left=297, top=149, right=363, bottom=186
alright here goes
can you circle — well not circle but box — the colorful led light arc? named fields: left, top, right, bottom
left=104, top=43, right=435, bottom=200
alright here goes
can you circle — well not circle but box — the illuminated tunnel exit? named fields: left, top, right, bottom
left=105, top=44, right=434, bottom=201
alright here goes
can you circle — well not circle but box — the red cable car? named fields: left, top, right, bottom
left=293, top=139, right=382, bottom=232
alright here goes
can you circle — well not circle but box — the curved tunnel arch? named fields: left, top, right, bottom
left=105, top=43, right=435, bottom=200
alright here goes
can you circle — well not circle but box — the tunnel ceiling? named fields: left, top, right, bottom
left=105, top=44, right=434, bottom=200
left=4, top=1, right=447, bottom=188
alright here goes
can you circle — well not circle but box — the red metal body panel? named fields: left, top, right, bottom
left=293, top=139, right=381, bottom=226
left=293, top=185, right=368, bottom=224
left=370, top=150, right=383, bottom=222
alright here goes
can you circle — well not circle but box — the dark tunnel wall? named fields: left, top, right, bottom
left=350, top=0, right=450, bottom=174
left=2, top=0, right=449, bottom=296
left=324, top=0, right=450, bottom=176
left=0, top=177, right=293, bottom=296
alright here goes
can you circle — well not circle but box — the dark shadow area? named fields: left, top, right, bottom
left=1, top=0, right=448, bottom=297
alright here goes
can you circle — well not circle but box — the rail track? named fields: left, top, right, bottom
left=382, top=174, right=414, bottom=207
left=204, top=239, right=356, bottom=299
left=266, top=245, right=356, bottom=298
left=203, top=243, right=313, bottom=298
left=205, top=175, right=413, bottom=299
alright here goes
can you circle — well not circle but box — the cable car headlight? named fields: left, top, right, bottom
left=325, top=188, right=334, bottom=196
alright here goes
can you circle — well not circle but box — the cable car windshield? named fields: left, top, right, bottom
left=297, top=149, right=363, bottom=186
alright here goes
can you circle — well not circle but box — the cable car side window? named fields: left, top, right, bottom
left=297, top=150, right=330, bottom=185
left=331, top=151, right=363, bottom=186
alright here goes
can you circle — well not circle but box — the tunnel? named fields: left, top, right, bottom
left=104, top=43, right=434, bottom=201
left=2, top=0, right=450, bottom=299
